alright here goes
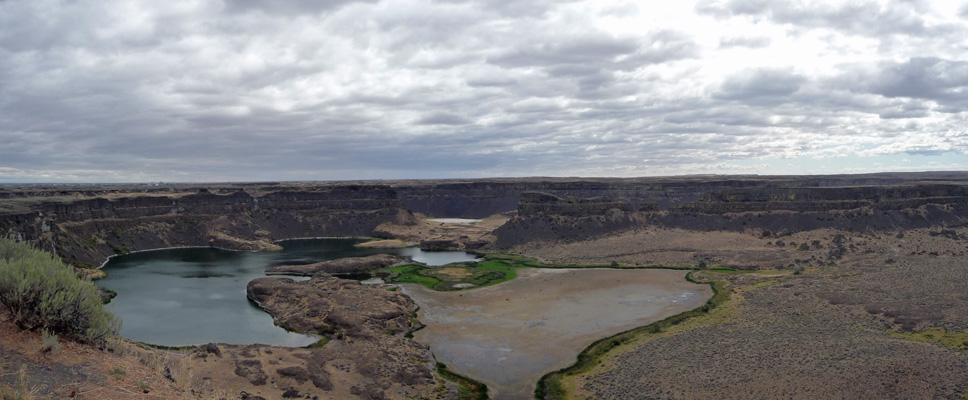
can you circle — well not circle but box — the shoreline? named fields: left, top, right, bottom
left=95, top=236, right=385, bottom=269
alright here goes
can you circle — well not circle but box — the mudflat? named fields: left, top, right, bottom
left=401, top=268, right=711, bottom=399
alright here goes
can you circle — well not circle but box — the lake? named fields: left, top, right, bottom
left=98, top=238, right=477, bottom=347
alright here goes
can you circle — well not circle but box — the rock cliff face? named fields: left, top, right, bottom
left=0, top=184, right=416, bottom=267
left=392, top=172, right=968, bottom=218
left=494, top=179, right=968, bottom=247
left=7, top=172, right=968, bottom=263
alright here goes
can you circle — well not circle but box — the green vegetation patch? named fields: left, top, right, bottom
left=384, top=264, right=441, bottom=289
left=0, top=237, right=121, bottom=345
left=382, top=253, right=539, bottom=291
left=890, top=327, right=968, bottom=352
left=436, top=362, right=489, bottom=400
left=308, top=337, right=331, bottom=348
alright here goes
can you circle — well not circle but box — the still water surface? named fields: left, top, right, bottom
left=98, top=238, right=477, bottom=347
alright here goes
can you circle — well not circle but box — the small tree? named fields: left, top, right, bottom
left=0, top=238, right=120, bottom=345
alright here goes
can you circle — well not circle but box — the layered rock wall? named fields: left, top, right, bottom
left=0, top=185, right=415, bottom=267
left=495, top=182, right=968, bottom=247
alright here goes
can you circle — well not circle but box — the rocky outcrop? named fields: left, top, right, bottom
left=265, top=254, right=403, bottom=276
left=247, top=274, right=418, bottom=339
left=242, top=274, right=457, bottom=398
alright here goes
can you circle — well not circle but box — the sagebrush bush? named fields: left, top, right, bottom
left=41, top=329, right=61, bottom=355
left=0, top=238, right=121, bottom=345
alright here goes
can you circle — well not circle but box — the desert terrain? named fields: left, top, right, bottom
left=3, top=173, right=968, bottom=399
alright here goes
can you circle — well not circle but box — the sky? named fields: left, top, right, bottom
left=1, top=0, right=968, bottom=183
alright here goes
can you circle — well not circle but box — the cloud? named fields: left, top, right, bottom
left=825, top=57, right=968, bottom=114
left=718, top=36, right=771, bottom=48
left=695, top=0, right=934, bottom=37
left=716, top=68, right=808, bottom=101
left=417, top=112, right=470, bottom=125
left=222, top=0, right=377, bottom=15
left=0, top=0, right=967, bottom=182
left=866, top=58, right=968, bottom=105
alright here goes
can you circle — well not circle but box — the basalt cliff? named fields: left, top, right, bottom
left=0, top=184, right=415, bottom=267
left=6, top=172, right=968, bottom=267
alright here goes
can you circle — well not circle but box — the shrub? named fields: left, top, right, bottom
left=112, top=366, right=126, bottom=381
left=41, top=330, right=61, bottom=355
left=0, top=238, right=121, bottom=345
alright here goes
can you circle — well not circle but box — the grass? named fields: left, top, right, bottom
left=112, top=366, right=126, bottom=381
left=308, top=337, right=331, bottom=348
left=436, top=362, right=489, bottom=400
left=383, top=264, right=441, bottom=288
left=382, top=253, right=536, bottom=291
left=40, top=330, right=60, bottom=355
left=889, top=327, right=968, bottom=352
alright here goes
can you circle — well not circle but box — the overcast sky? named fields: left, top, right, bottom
left=2, top=0, right=968, bottom=182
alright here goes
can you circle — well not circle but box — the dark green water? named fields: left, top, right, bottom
left=98, top=238, right=478, bottom=347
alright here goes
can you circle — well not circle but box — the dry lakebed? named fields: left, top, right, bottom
left=401, top=268, right=712, bottom=399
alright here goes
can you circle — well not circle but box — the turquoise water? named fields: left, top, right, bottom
left=98, top=238, right=477, bottom=347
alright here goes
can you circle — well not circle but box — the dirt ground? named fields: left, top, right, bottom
left=0, top=314, right=191, bottom=400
